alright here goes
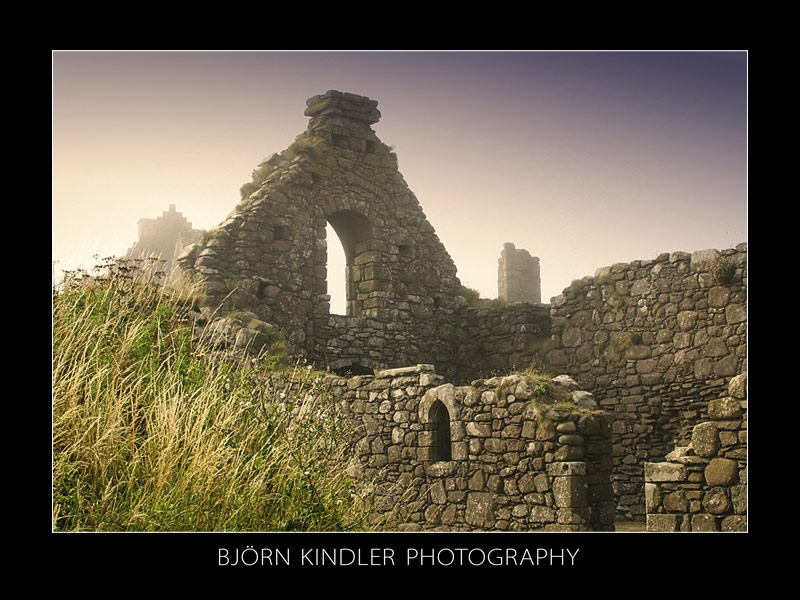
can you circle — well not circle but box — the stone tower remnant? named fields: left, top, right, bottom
left=498, top=242, right=541, bottom=303
left=126, top=204, right=203, bottom=279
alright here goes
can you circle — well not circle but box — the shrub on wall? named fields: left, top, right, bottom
left=711, top=256, right=736, bottom=285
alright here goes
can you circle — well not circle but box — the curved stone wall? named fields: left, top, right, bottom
left=546, top=244, right=747, bottom=519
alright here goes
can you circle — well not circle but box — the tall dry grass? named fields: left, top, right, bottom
left=52, top=266, right=373, bottom=531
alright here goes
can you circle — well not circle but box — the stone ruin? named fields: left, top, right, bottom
left=125, top=203, right=203, bottom=280
left=498, top=242, right=541, bottom=304
left=165, top=90, right=747, bottom=531
left=177, top=89, right=540, bottom=380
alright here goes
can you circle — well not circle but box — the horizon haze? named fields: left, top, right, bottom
left=52, top=50, right=747, bottom=309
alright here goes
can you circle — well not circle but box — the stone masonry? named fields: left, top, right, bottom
left=498, top=242, right=541, bottom=304
left=314, top=365, right=614, bottom=531
left=173, top=90, right=747, bottom=529
left=545, top=245, right=747, bottom=521
left=178, top=90, right=463, bottom=377
left=644, top=373, right=746, bottom=531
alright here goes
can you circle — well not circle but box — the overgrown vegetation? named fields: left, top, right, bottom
left=457, top=285, right=507, bottom=309
left=52, top=259, right=374, bottom=532
left=568, top=278, right=589, bottom=293
left=711, top=255, right=736, bottom=285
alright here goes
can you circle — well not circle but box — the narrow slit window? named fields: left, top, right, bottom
left=429, top=401, right=452, bottom=462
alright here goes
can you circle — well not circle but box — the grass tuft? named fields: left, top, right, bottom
left=52, top=260, right=374, bottom=531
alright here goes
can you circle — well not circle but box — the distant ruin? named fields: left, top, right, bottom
left=144, top=90, right=747, bottom=531
left=498, top=242, right=541, bottom=304
left=125, top=203, right=203, bottom=280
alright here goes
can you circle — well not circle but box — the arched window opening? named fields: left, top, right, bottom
left=326, top=222, right=346, bottom=315
left=429, top=401, right=452, bottom=462
left=326, top=210, right=374, bottom=317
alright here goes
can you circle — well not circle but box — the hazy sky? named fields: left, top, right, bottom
left=52, top=50, right=747, bottom=309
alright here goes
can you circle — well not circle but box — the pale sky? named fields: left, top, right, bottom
left=52, top=50, right=747, bottom=310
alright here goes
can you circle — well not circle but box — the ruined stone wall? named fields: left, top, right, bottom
left=450, top=303, right=552, bottom=383
left=645, top=373, right=747, bottom=531
left=321, top=365, right=613, bottom=531
left=178, top=91, right=462, bottom=374
left=171, top=90, right=747, bottom=529
left=544, top=244, right=747, bottom=520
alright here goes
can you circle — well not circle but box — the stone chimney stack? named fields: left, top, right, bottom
left=498, top=242, right=541, bottom=303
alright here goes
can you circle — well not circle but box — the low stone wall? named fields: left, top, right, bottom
left=644, top=373, right=747, bottom=531
left=324, top=365, right=614, bottom=531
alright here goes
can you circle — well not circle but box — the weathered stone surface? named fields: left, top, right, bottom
left=677, top=310, right=699, bottom=331
left=534, top=473, right=550, bottom=493
left=708, top=398, right=742, bottom=421
left=663, top=490, right=689, bottom=513
left=725, top=304, right=747, bottom=324
left=547, top=461, right=587, bottom=477
left=707, top=286, right=731, bottom=307
left=730, top=485, right=747, bottom=514
left=556, top=421, right=577, bottom=433
left=572, top=390, right=597, bottom=409
left=555, top=445, right=586, bottom=461
left=702, top=488, right=732, bottom=514
left=465, top=492, right=495, bottom=528
left=729, top=373, right=747, bottom=399
left=529, top=505, right=556, bottom=523
left=535, top=420, right=557, bottom=441
left=558, top=434, right=584, bottom=446
left=691, top=422, right=720, bottom=458
left=552, top=476, right=589, bottom=507
left=644, top=483, right=660, bottom=512
left=647, top=514, right=679, bottom=532
left=645, top=462, right=687, bottom=482
left=721, top=515, right=747, bottom=531
left=551, top=375, right=580, bottom=389
left=430, top=481, right=447, bottom=504
left=466, top=422, right=491, bottom=437
left=691, top=514, right=718, bottom=532
left=704, top=458, right=739, bottom=486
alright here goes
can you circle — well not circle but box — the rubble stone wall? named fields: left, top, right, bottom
left=644, top=374, right=747, bottom=531
left=322, top=365, right=614, bottom=531
left=174, top=90, right=747, bottom=527
left=450, top=303, right=551, bottom=383
left=545, top=245, right=747, bottom=520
